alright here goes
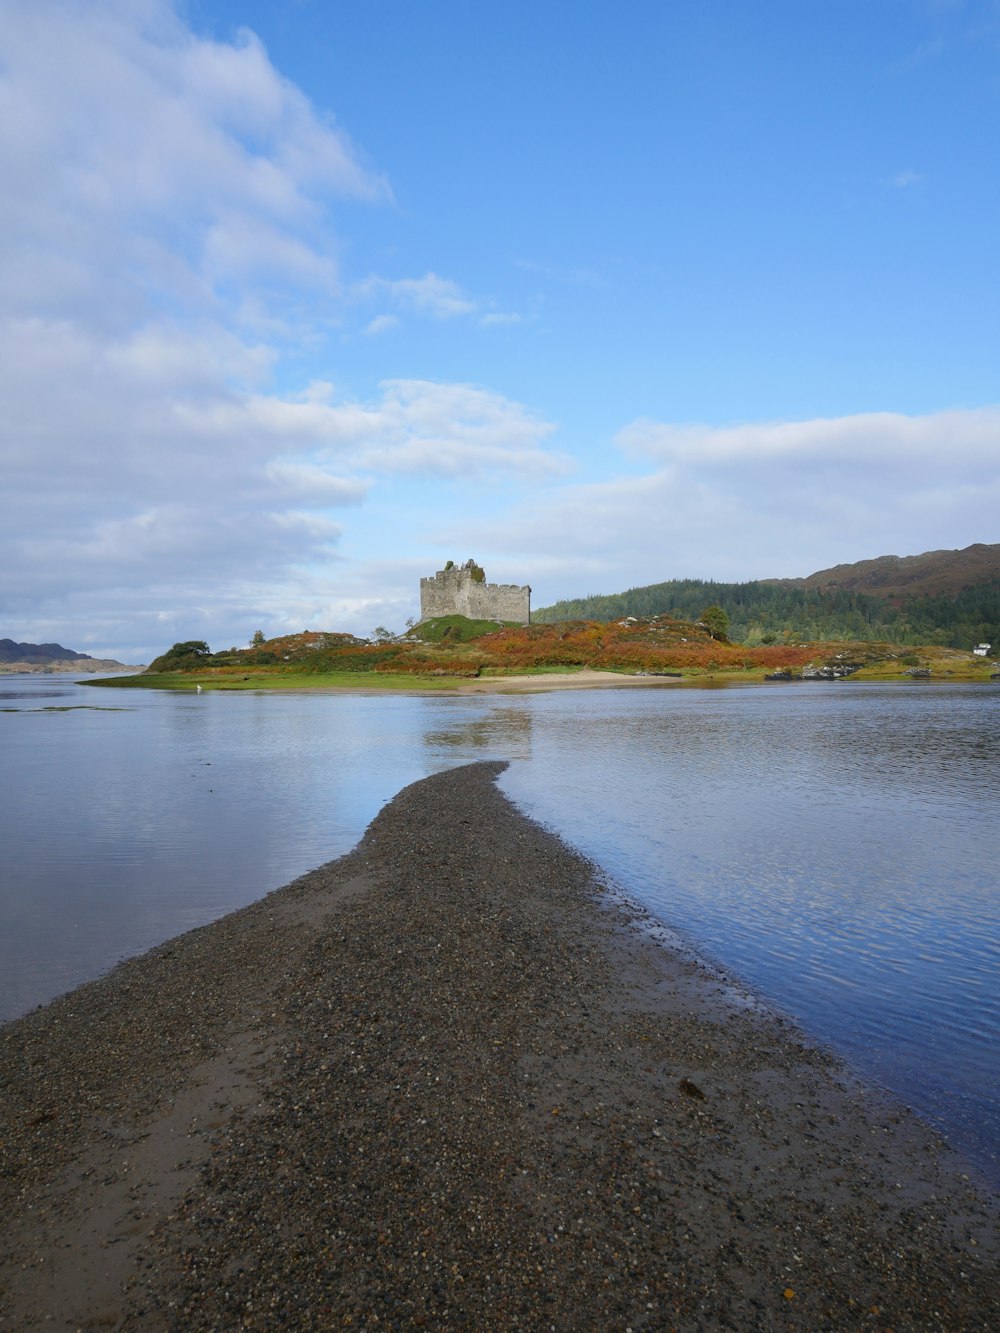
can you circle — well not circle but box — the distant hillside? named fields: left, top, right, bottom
left=773, top=542, right=1000, bottom=601
left=0, top=637, right=143, bottom=673
left=0, top=637, right=93, bottom=664
left=533, top=544, right=1000, bottom=651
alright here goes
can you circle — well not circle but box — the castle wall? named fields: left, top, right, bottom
left=420, top=566, right=530, bottom=623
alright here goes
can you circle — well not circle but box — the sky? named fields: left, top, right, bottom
left=1, top=0, right=998, bottom=661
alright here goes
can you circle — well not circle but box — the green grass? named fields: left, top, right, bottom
left=84, top=673, right=185, bottom=689
left=410, top=615, right=511, bottom=644
left=84, top=670, right=472, bottom=692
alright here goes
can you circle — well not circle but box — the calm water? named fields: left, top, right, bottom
left=1, top=674, right=998, bottom=1185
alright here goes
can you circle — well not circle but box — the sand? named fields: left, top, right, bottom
left=288, top=669, right=687, bottom=696
left=0, top=761, right=997, bottom=1330
left=453, top=670, right=685, bottom=693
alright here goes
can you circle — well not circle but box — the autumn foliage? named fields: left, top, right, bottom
left=468, top=617, right=817, bottom=673
left=145, top=617, right=917, bottom=681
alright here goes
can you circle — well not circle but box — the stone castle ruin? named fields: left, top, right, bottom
left=420, top=559, right=530, bottom=624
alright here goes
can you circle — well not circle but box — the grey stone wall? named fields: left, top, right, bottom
left=420, top=562, right=530, bottom=623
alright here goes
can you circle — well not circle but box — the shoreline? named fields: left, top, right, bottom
left=82, top=666, right=1000, bottom=694
left=1, top=761, right=997, bottom=1328
left=375, top=668, right=689, bottom=695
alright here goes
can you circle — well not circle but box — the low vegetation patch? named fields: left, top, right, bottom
left=409, top=615, right=511, bottom=644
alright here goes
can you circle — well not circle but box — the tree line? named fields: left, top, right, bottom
left=533, top=578, right=1000, bottom=651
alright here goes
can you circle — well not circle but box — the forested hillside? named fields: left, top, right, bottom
left=533, top=578, right=1000, bottom=650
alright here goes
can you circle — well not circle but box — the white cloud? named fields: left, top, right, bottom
left=202, top=213, right=340, bottom=292
left=479, top=311, right=524, bottom=327
left=0, top=291, right=563, bottom=653
left=439, top=407, right=1000, bottom=600
left=0, top=3, right=510, bottom=657
left=886, top=168, right=923, bottom=188
left=357, top=271, right=478, bottom=319
left=263, top=463, right=370, bottom=506
left=513, top=258, right=607, bottom=288
left=615, top=407, right=1000, bottom=473
left=0, top=2, right=389, bottom=345
left=363, top=313, right=401, bottom=336
left=178, top=378, right=564, bottom=477
left=339, top=380, right=565, bottom=476
left=357, top=274, right=530, bottom=334
left=0, top=2, right=571, bottom=658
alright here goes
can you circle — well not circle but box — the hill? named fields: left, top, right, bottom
left=774, top=542, right=1000, bottom=601
left=0, top=638, right=93, bottom=664
left=533, top=544, right=1000, bottom=651
left=0, top=637, right=143, bottom=674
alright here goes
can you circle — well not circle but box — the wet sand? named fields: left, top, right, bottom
left=1, top=761, right=997, bottom=1330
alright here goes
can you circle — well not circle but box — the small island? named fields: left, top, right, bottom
left=92, top=619, right=1000, bottom=693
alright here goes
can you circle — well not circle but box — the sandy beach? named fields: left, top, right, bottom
left=291, top=670, right=689, bottom=696
left=453, top=669, right=685, bottom=693
left=1, top=761, right=997, bottom=1330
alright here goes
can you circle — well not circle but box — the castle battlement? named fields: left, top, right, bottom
left=419, top=559, right=530, bottom=624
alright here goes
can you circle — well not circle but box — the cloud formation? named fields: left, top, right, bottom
left=0, top=0, right=387, bottom=336
left=615, top=407, right=1000, bottom=472
left=358, top=272, right=478, bottom=320
left=0, top=310, right=562, bottom=653
left=886, top=168, right=923, bottom=189
left=2, top=2, right=995, bottom=658
left=440, top=408, right=1000, bottom=598
left=0, top=1, right=560, bottom=657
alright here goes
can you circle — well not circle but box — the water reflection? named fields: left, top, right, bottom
left=423, top=705, right=534, bottom=759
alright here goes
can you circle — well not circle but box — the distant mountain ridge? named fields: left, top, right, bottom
left=0, top=638, right=143, bottom=673
left=771, top=542, right=1000, bottom=602
left=0, top=638, right=93, bottom=664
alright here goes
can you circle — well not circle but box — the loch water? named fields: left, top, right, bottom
left=1, top=674, right=998, bottom=1185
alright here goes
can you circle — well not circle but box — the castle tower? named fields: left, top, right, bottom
left=419, top=559, right=530, bottom=623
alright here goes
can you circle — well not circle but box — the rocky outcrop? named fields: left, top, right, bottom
left=801, top=660, right=862, bottom=680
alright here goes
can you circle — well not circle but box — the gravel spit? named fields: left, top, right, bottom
left=1, top=760, right=997, bottom=1330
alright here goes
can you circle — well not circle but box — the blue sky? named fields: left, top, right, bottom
left=1, top=0, right=998, bottom=660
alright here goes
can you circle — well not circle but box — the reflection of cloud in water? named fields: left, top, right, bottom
left=423, top=705, right=534, bottom=760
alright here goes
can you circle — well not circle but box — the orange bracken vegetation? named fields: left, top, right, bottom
left=195, top=619, right=825, bottom=679
left=373, top=652, right=483, bottom=677
left=471, top=618, right=817, bottom=674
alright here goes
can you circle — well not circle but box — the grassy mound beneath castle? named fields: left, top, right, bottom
left=86, top=616, right=1000, bottom=691
left=410, top=615, right=518, bottom=643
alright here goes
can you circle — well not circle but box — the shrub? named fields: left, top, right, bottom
left=146, top=640, right=212, bottom=672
